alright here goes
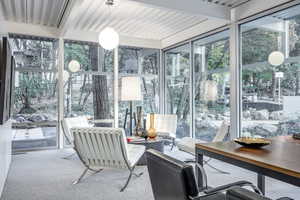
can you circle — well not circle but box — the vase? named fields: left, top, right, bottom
left=147, top=113, right=157, bottom=139
left=135, top=106, right=144, bottom=136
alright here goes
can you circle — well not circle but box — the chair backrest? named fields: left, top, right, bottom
left=71, top=127, right=129, bottom=169
left=146, top=149, right=199, bottom=200
left=61, top=116, right=91, bottom=144
left=146, top=114, right=177, bottom=135
left=212, top=120, right=230, bottom=142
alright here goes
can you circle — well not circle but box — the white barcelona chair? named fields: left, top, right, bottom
left=146, top=114, right=177, bottom=150
left=61, top=116, right=93, bottom=159
left=71, top=127, right=145, bottom=192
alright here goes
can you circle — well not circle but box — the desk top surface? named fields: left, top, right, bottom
left=196, top=136, right=300, bottom=178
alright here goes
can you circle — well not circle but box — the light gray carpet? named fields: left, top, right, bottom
left=1, top=147, right=299, bottom=200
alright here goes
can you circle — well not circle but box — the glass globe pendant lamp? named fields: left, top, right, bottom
left=99, top=27, right=119, bottom=50
left=98, top=0, right=119, bottom=50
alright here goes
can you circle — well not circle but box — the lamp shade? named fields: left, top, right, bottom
left=204, top=80, right=218, bottom=102
left=268, top=51, right=284, bottom=66
left=63, top=70, right=70, bottom=82
left=68, top=60, right=80, bottom=72
left=121, top=77, right=142, bottom=101
left=99, top=27, right=119, bottom=50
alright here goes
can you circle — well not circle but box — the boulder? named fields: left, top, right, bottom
left=269, top=111, right=283, bottom=121
left=28, top=114, right=47, bottom=122
left=243, top=110, right=251, bottom=120
left=251, top=124, right=278, bottom=137
left=14, top=115, right=27, bottom=123
left=252, top=109, right=269, bottom=120
left=195, top=119, right=218, bottom=141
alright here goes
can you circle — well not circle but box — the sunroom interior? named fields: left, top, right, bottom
left=1, top=0, right=300, bottom=200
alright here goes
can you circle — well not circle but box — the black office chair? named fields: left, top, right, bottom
left=226, top=187, right=294, bottom=200
left=146, top=149, right=261, bottom=200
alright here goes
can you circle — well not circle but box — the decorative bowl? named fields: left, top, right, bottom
left=234, top=137, right=271, bottom=148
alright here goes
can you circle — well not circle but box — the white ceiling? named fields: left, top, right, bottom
left=0, top=0, right=292, bottom=48
left=0, top=0, right=70, bottom=27
left=71, top=0, right=210, bottom=40
left=0, top=0, right=250, bottom=40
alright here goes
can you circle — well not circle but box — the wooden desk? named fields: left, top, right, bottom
left=196, top=136, right=300, bottom=194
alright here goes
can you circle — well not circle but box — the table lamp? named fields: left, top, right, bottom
left=121, top=76, right=142, bottom=135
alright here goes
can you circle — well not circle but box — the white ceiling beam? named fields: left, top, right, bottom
left=0, top=21, right=60, bottom=38
left=127, top=0, right=231, bottom=21
left=64, top=29, right=162, bottom=49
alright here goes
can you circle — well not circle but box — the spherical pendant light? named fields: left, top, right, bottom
left=268, top=51, right=285, bottom=66
left=68, top=60, right=81, bottom=72
left=99, top=27, right=119, bottom=50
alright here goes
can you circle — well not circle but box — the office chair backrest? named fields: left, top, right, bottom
left=146, top=149, right=199, bottom=200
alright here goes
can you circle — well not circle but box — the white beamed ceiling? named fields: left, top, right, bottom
left=0, top=0, right=70, bottom=27
left=69, top=0, right=209, bottom=40
left=0, top=0, right=293, bottom=48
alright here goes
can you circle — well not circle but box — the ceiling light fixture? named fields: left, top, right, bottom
left=268, top=51, right=285, bottom=66
left=68, top=60, right=81, bottom=72
left=99, top=0, right=119, bottom=50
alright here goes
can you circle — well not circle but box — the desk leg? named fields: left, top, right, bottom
left=257, top=174, right=265, bottom=195
left=196, top=153, right=204, bottom=188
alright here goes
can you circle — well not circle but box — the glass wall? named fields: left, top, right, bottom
left=64, top=41, right=114, bottom=123
left=10, top=35, right=58, bottom=150
left=119, top=46, right=160, bottom=132
left=193, top=31, right=230, bottom=141
left=241, top=4, right=300, bottom=138
left=165, top=44, right=191, bottom=138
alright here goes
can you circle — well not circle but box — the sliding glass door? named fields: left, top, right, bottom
left=118, top=46, right=160, bottom=132
left=241, top=4, right=300, bottom=138
left=64, top=41, right=114, bottom=127
left=193, top=31, right=230, bottom=141
left=10, top=35, right=58, bottom=150
left=165, top=44, right=191, bottom=138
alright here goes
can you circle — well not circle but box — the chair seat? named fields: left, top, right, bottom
left=177, top=137, right=205, bottom=155
left=127, top=144, right=145, bottom=167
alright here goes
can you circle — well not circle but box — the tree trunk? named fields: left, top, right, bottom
left=91, top=46, right=110, bottom=119
left=271, top=70, right=277, bottom=100
left=296, top=68, right=300, bottom=96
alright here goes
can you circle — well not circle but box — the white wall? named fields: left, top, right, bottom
left=0, top=120, right=12, bottom=197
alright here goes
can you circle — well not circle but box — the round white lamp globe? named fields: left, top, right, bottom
left=99, top=27, right=119, bottom=50
left=268, top=51, right=285, bottom=66
left=68, top=60, right=80, bottom=73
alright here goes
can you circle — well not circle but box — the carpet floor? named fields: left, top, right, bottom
left=1, top=147, right=300, bottom=200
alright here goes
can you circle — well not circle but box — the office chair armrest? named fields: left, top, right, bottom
left=227, top=186, right=271, bottom=200
left=203, top=181, right=262, bottom=195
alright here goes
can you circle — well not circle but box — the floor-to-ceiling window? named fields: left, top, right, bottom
left=118, top=46, right=159, bottom=134
left=64, top=40, right=114, bottom=124
left=165, top=44, right=191, bottom=138
left=10, top=35, right=58, bottom=150
left=241, top=4, right=300, bottom=138
left=193, top=31, right=230, bottom=141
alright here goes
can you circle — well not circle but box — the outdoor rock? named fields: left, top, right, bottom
left=253, top=109, right=269, bottom=120
left=269, top=111, right=283, bottom=120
